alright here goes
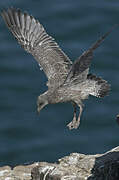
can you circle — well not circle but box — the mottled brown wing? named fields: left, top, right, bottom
left=65, top=25, right=117, bottom=84
left=1, top=8, right=72, bottom=88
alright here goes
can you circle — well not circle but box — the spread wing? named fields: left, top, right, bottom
left=65, top=25, right=117, bottom=84
left=1, top=8, right=72, bottom=88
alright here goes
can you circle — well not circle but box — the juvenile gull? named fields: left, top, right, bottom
left=1, top=8, right=111, bottom=129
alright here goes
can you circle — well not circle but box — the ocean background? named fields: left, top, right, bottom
left=0, top=0, right=119, bottom=167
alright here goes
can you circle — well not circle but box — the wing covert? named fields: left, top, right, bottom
left=65, top=25, right=117, bottom=84
left=1, top=8, right=72, bottom=88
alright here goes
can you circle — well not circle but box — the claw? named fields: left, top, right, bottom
left=67, top=120, right=79, bottom=130
left=67, top=115, right=80, bottom=130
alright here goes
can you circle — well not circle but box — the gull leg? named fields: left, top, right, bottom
left=67, top=102, right=83, bottom=130
left=67, top=102, right=77, bottom=130
left=76, top=104, right=83, bottom=129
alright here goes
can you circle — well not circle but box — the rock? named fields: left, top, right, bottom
left=31, top=146, right=119, bottom=180
left=0, top=163, right=38, bottom=180
left=0, top=147, right=119, bottom=180
left=116, top=114, right=119, bottom=125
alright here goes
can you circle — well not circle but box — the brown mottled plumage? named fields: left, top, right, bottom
left=1, top=8, right=112, bottom=129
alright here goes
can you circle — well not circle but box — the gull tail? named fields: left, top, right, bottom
left=87, top=74, right=110, bottom=98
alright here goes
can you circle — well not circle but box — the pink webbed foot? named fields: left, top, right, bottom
left=67, top=117, right=80, bottom=130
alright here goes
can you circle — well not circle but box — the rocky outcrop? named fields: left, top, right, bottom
left=0, top=163, right=38, bottom=180
left=0, top=146, right=119, bottom=180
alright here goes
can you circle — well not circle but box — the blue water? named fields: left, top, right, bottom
left=0, top=0, right=119, bottom=167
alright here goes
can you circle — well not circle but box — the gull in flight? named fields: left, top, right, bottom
left=1, top=8, right=112, bottom=129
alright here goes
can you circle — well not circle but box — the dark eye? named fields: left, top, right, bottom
left=39, top=102, right=44, bottom=106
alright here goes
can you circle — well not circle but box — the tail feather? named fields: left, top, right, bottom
left=87, top=73, right=110, bottom=98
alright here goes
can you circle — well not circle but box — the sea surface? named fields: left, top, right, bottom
left=0, top=0, right=119, bottom=167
